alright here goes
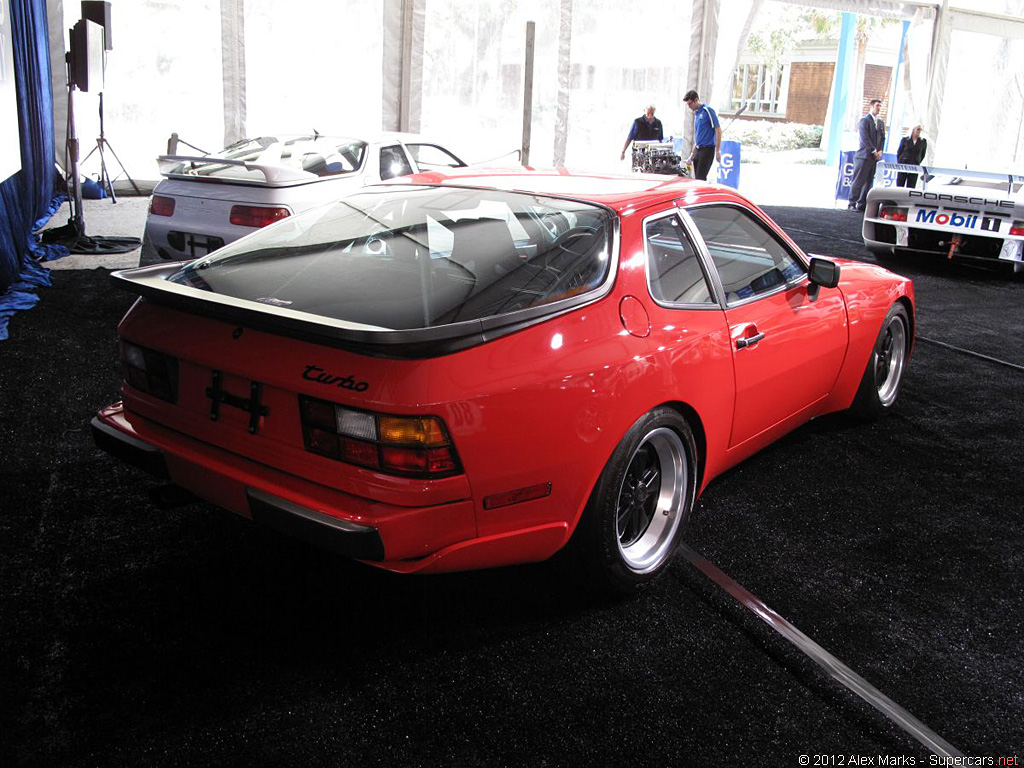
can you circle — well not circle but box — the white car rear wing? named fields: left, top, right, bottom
left=157, top=155, right=318, bottom=186
left=880, top=162, right=1024, bottom=194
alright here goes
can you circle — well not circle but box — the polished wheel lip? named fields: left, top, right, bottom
left=876, top=314, right=908, bottom=406
left=614, top=427, right=688, bottom=574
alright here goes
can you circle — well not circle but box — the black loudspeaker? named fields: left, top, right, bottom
left=70, top=18, right=105, bottom=92
left=81, top=1, right=112, bottom=50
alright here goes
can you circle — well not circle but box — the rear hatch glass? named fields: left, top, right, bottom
left=167, top=185, right=615, bottom=330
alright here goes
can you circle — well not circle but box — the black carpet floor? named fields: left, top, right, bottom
left=1, top=206, right=1021, bottom=767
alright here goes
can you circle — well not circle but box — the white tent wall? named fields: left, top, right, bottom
left=222, top=0, right=245, bottom=148
left=46, top=0, right=67, bottom=172
left=685, top=0, right=719, bottom=152
left=243, top=0, right=383, bottom=138
left=557, top=0, right=692, bottom=171
left=382, top=0, right=424, bottom=133
left=930, top=14, right=1024, bottom=169
left=44, top=0, right=1024, bottom=184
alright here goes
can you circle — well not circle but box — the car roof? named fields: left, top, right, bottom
left=223, top=132, right=450, bottom=147
left=377, top=167, right=745, bottom=214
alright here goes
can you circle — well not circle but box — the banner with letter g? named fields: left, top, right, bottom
left=716, top=141, right=741, bottom=189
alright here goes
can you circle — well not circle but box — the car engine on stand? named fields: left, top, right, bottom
left=631, top=140, right=691, bottom=177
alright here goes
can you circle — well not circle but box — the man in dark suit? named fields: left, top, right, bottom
left=848, top=98, right=885, bottom=212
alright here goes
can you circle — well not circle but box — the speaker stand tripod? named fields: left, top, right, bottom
left=40, top=63, right=141, bottom=255
left=79, top=93, right=141, bottom=202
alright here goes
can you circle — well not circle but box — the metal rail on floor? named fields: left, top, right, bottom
left=680, top=544, right=963, bottom=758
left=917, top=336, right=1024, bottom=373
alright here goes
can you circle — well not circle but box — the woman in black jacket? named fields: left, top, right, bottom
left=896, top=125, right=927, bottom=188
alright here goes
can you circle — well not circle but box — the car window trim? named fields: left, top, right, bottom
left=677, top=202, right=809, bottom=309
left=642, top=208, right=722, bottom=310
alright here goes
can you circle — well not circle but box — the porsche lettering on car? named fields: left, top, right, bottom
left=93, top=169, right=914, bottom=592
left=863, top=164, right=1024, bottom=273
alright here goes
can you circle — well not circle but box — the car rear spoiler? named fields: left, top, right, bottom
left=156, top=155, right=319, bottom=186
left=109, top=263, right=613, bottom=360
left=879, top=163, right=1024, bottom=194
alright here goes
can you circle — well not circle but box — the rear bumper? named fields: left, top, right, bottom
left=91, top=412, right=386, bottom=561
left=91, top=403, right=568, bottom=572
left=247, top=488, right=384, bottom=560
left=91, top=415, right=169, bottom=479
left=864, top=219, right=1024, bottom=266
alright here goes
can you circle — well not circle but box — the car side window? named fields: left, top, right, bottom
left=645, top=214, right=715, bottom=305
left=379, top=145, right=414, bottom=179
left=406, top=143, right=465, bottom=170
left=687, top=205, right=805, bottom=306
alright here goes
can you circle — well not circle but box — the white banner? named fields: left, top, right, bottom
left=0, top=0, right=22, bottom=183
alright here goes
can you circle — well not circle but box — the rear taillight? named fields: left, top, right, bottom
left=229, top=205, right=291, bottom=228
left=149, top=195, right=175, bottom=217
left=1010, top=221, right=1024, bottom=236
left=121, top=341, right=178, bottom=403
left=299, top=397, right=461, bottom=479
left=878, top=205, right=908, bottom=222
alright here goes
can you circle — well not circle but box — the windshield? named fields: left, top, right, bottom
left=167, top=136, right=367, bottom=180
left=169, top=186, right=615, bottom=330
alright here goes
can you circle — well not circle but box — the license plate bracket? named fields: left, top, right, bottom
left=205, top=370, right=268, bottom=434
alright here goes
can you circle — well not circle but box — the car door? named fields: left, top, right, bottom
left=681, top=204, right=848, bottom=448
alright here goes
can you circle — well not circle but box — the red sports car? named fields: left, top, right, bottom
left=92, top=169, right=914, bottom=592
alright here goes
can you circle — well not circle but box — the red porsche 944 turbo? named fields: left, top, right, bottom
left=93, top=170, right=914, bottom=592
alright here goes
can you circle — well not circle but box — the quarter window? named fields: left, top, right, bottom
left=380, top=145, right=413, bottom=179
left=645, top=215, right=715, bottom=305
left=687, top=206, right=804, bottom=305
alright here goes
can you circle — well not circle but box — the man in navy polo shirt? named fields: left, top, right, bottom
left=684, top=90, right=721, bottom=181
left=620, top=105, right=664, bottom=162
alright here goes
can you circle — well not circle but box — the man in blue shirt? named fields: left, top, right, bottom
left=848, top=98, right=885, bottom=211
left=620, top=105, right=664, bottom=162
left=684, top=90, right=721, bottom=181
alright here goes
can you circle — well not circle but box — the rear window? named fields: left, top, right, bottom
left=168, top=186, right=615, bottom=330
left=166, top=136, right=367, bottom=180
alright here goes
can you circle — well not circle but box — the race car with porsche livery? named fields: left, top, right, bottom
left=863, top=164, right=1024, bottom=274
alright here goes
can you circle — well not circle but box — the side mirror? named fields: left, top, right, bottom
left=807, top=257, right=840, bottom=301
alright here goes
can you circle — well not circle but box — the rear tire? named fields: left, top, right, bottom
left=849, top=303, right=910, bottom=420
left=573, top=408, right=697, bottom=594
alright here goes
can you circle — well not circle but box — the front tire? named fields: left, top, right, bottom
left=573, top=408, right=697, bottom=594
left=849, top=303, right=910, bottom=420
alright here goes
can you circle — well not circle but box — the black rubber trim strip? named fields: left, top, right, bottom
left=680, top=544, right=963, bottom=758
left=90, top=416, right=170, bottom=479
left=247, top=488, right=385, bottom=561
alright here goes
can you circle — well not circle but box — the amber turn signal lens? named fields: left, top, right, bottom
left=378, top=416, right=448, bottom=447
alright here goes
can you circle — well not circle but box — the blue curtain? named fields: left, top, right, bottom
left=0, top=0, right=68, bottom=341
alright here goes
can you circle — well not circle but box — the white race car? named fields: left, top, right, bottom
left=862, top=164, right=1024, bottom=274
left=142, top=133, right=469, bottom=264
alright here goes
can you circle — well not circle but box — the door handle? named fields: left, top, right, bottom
left=736, top=331, right=766, bottom=350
